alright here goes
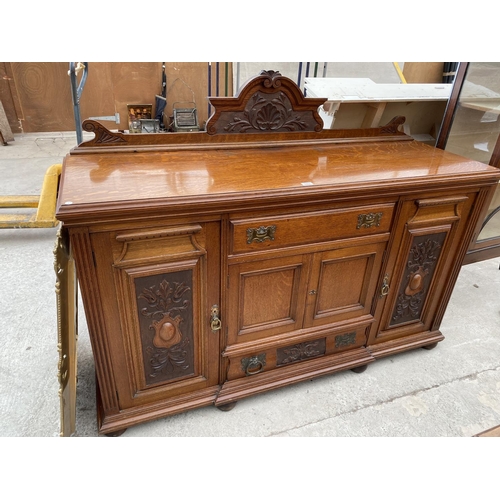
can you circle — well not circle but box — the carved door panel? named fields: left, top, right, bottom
left=226, top=254, right=311, bottom=346
left=303, top=241, right=388, bottom=329
left=91, top=222, right=220, bottom=410
left=370, top=194, right=474, bottom=345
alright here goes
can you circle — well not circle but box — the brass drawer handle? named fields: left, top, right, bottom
left=241, top=354, right=266, bottom=376
left=210, top=305, right=222, bottom=332
left=357, top=212, right=383, bottom=229
left=246, top=225, right=276, bottom=244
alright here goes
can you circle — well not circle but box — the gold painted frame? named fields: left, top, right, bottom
left=54, top=224, right=78, bottom=437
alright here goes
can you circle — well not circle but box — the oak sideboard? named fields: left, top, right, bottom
left=55, top=70, right=500, bottom=435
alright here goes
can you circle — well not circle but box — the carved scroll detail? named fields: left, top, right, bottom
left=335, top=332, right=357, bottom=348
left=261, top=70, right=283, bottom=88
left=82, top=120, right=127, bottom=144
left=277, top=339, right=326, bottom=366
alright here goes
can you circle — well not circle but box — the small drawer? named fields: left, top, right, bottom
left=230, top=203, right=395, bottom=254
left=225, top=328, right=367, bottom=381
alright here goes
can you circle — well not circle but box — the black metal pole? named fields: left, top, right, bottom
left=69, top=62, right=88, bottom=145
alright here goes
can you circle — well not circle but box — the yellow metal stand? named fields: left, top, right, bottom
left=0, top=163, right=61, bottom=228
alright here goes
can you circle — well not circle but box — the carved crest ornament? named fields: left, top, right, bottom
left=206, top=70, right=326, bottom=135
left=223, top=91, right=311, bottom=133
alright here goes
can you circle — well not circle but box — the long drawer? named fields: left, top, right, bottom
left=223, top=325, right=369, bottom=381
left=229, top=203, right=395, bottom=254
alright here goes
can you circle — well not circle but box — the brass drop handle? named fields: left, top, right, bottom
left=210, top=305, right=222, bottom=332
left=380, top=274, right=390, bottom=297
left=241, top=354, right=266, bottom=376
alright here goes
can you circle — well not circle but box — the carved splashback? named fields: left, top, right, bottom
left=74, top=69, right=409, bottom=152
left=206, top=70, right=326, bottom=135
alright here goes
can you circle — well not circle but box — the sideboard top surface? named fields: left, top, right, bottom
left=56, top=138, right=500, bottom=225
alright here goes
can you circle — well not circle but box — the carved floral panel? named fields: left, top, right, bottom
left=276, top=339, right=326, bottom=366
left=135, top=270, right=195, bottom=385
left=223, top=91, right=313, bottom=133
left=390, top=233, right=447, bottom=326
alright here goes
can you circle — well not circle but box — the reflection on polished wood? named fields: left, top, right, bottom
left=56, top=139, right=496, bottom=223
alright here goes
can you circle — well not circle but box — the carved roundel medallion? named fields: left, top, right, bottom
left=151, top=313, right=183, bottom=349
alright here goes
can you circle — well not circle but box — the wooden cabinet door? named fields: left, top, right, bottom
left=226, top=239, right=388, bottom=346
left=90, top=222, right=221, bottom=412
left=226, top=254, right=311, bottom=346
left=303, top=241, right=388, bottom=329
left=369, top=194, right=476, bottom=346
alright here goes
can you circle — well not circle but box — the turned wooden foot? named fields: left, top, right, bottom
left=216, top=402, right=237, bottom=412
left=422, top=342, right=438, bottom=350
left=104, top=428, right=127, bottom=437
left=351, top=364, right=368, bottom=374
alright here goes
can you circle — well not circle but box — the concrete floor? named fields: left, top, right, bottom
left=1, top=131, right=500, bottom=439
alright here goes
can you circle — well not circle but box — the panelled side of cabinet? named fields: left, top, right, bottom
left=69, top=228, right=120, bottom=419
